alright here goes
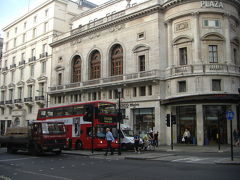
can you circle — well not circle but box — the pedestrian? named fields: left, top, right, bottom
left=105, top=128, right=114, bottom=156
left=134, top=133, right=140, bottom=153
left=154, top=131, right=159, bottom=147
left=183, top=129, right=191, bottom=144
left=142, top=133, right=149, bottom=150
left=233, top=129, right=237, bottom=145
left=236, top=129, right=240, bottom=147
left=149, top=129, right=154, bottom=145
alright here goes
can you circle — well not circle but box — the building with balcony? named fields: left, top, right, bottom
left=0, top=0, right=96, bottom=134
left=49, top=0, right=240, bottom=146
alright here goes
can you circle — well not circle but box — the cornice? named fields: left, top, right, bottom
left=26, top=78, right=36, bottom=84
left=162, top=0, right=240, bottom=9
left=37, top=75, right=48, bottom=82
left=51, top=4, right=162, bottom=47
left=2, top=0, right=81, bottom=31
left=17, top=81, right=25, bottom=87
left=164, top=8, right=239, bottom=23
left=8, top=83, right=15, bottom=89
left=72, top=0, right=122, bottom=22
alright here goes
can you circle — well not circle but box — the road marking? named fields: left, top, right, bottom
left=172, top=157, right=210, bottom=163
left=172, top=157, right=192, bottom=162
left=185, top=158, right=209, bottom=163
left=16, top=169, right=73, bottom=180
left=0, top=157, right=38, bottom=162
left=0, top=175, right=11, bottom=180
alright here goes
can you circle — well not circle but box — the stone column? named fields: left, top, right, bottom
left=192, top=12, right=201, bottom=64
left=196, top=104, right=204, bottom=145
left=166, top=20, right=173, bottom=67
left=163, top=105, right=171, bottom=145
left=224, top=13, right=231, bottom=64
left=154, top=103, right=161, bottom=144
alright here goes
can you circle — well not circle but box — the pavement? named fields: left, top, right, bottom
left=62, top=145, right=240, bottom=165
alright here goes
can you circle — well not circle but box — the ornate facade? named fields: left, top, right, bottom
left=0, top=0, right=96, bottom=134
left=50, top=0, right=240, bottom=146
left=2, top=0, right=239, bottom=146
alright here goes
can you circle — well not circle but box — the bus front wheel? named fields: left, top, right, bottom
left=75, top=141, right=83, bottom=150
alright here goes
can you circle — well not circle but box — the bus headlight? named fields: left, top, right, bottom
left=115, top=140, right=118, bottom=143
left=100, top=141, right=103, bottom=144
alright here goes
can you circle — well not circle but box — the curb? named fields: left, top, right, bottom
left=215, top=162, right=240, bottom=165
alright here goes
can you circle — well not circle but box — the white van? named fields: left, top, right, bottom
left=120, top=124, right=143, bottom=150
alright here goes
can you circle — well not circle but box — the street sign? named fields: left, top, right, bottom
left=226, top=110, right=234, bottom=120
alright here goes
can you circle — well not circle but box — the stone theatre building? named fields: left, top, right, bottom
left=1, top=0, right=239, bottom=146
left=49, top=0, right=240, bottom=145
left=49, top=0, right=240, bottom=146
left=0, top=0, right=95, bottom=134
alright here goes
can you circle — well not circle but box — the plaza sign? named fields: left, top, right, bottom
left=201, top=1, right=223, bottom=8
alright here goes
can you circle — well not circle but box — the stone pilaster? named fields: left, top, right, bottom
left=192, top=12, right=201, bottom=64
left=166, top=20, right=173, bottom=67
left=223, top=13, right=231, bottom=64
left=196, top=104, right=204, bottom=145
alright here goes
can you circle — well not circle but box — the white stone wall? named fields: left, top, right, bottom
left=0, top=0, right=92, bottom=129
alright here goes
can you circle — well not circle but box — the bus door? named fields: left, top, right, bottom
left=85, top=126, right=94, bottom=149
left=72, top=117, right=80, bottom=137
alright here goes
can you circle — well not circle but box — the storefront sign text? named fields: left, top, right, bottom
left=201, top=1, right=223, bottom=8
left=117, top=103, right=140, bottom=109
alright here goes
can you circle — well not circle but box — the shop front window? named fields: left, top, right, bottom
left=177, top=106, right=196, bottom=144
left=133, top=108, right=155, bottom=135
left=1, top=121, right=5, bottom=135
left=203, top=105, right=228, bottom=145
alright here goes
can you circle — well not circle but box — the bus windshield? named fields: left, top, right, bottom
left=42, top=123, right=65, bottom=135
left=98, top=102, right=116, bottom=114
left=122, top=129, right=134, bottom=137
left=96, top=124, right=118, bottom=139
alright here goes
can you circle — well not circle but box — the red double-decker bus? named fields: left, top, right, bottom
left=36, top=101, right=119, bottom=150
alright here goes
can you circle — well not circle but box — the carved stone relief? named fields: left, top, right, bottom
left=109, top=24, right=125, bottom=32
left=175, top=20, right=190, bottom=32
left=70, top=38, right=82, bottom=46
left=89, top=33, right=100, bottom=40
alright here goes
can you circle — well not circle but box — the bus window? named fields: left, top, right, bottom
left=47, top=109, right=54, bottom=117
left=98, top=102, right=116, bottom=114
left=54, top=107, right=63, bottom=117
left=73, top=105, right=84, bottom=115
left=83, top=105, right=94, bottom=122
left=38, top=110, right=46, bottom=119
left=86, top=127, right=92, bottom=137
left=63, top=106, right=73, bottom=116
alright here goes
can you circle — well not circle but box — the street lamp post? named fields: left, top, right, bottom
left=117, top=88, right=122, bottom=155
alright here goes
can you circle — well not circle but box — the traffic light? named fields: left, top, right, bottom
left=171, top=115, right=176, bottom=125
left=118, top=112, right=123, bottom=122
left=83, top=105, right=94, bottom=122
left=166, top=114, right=170, bottom=127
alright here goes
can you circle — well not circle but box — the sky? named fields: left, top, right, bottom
left=0, top=0, right=110, bottom=37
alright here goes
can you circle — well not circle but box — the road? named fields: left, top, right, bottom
left=0, top=149, right=239, bottom=180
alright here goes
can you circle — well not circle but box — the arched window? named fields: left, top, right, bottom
left=72, top=55, right=81, bottom=83
left=173, top=36, right=193, bottom=66
left=111, top=44, right=123, bottom=76
left=90, top=50, right=101, bottom=79
left=201, top=33, right=225, bottom=64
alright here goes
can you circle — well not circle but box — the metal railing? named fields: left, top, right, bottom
left=5, top=100, right=13, bottom=104
left=35, top=96, right=45, bottom=101
left=49, top=69, right=162, bottom=92
left=24, top=97, right=33, bottom=102
left=14, top=99, right=22, bottom=103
